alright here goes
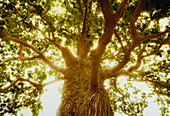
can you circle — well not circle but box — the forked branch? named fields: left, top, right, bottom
left=127, top=45, right=146, bottom=72
left=90, top=0, right=120, bottom=90
left=77, top=0, right=92, bottom=59
left=77, top=0, right=88, bottom=58
left=19, top=44, right=41, bottom=61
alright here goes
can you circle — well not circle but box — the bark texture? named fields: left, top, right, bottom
left=56, top=60, right=113, bottom=116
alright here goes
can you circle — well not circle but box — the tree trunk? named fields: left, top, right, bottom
left=56, top=61, right=113, bottom=116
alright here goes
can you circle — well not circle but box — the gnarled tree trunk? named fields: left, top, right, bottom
left=56, top=61, right=113, bottom=116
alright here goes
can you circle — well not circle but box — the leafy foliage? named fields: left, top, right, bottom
left=0, top=0, right=169, bottom=115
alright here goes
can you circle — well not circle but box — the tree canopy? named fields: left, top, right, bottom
left=0, top=0, right=169, bottom=115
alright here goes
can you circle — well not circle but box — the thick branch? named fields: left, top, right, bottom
left=0, top=32, right=65, bottom=74
left=90, top=0, right=116, bottom=91
left=98, top=0, right=116, bottom=45
left=0, top=77, right=64, bottom=93
left=52, top=41, right=78, bottom=66
left=77, top=0, right=92, bottom=59
left=130, top=0, right=146, bottom=40
left=115, top=0, right=128, bottom=19
left=77, top=0, right=88, bottom=58
left=105, top=0, right=148, bottom=77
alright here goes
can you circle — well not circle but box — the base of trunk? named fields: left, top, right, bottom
left=57, top=90, right=113, bottom=116
left=56, top=63, right=114, bottom=116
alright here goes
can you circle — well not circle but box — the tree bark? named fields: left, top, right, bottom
left=56, top=61, right=113, bottom=116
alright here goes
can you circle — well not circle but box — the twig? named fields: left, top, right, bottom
left=113, top=29, right=125, bottom=52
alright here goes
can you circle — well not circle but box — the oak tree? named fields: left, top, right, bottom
left=0, top=0, right=169, bottom=115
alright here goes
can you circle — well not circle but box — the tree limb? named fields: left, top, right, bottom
left=51, top=40, right=78, bottom=66
left=104, top=0, right=148, bottom=78
left=115, top=0, right=128, bottom=19
left=115, top=71, right=163, bottom=87
left=127, top=45, right=146, bottom=72
left=77, top=0, right=88, bottom=58
left=130, top=0, right=146, bottom=40
left=90, top=0, right=116, bottom=91
left=0, top=32, right=65, bottom=74
left=142, top=38, right=169, bottom=58
left=105, top=41, right=141, bottom=78
left=0, top=77, right=64, bottom=93
left=77, top=0, right=93, bottom=59
left=113, top=77, right=128, bottom=97
left=141, top=29, right=170, bottom=41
